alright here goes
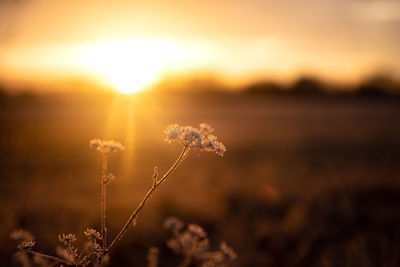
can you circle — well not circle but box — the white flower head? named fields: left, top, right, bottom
left=181, top=126, right=202, bottom=143
left=163, top=123, right=226, bottom=156
left=164, top=124, right=180, bottom=143
left=90, top=139, right=125, bottom=154
left=199, top=123, right=214, bottom=134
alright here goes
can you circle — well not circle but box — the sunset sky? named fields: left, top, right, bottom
left=0, top=0, right=399, bottom=91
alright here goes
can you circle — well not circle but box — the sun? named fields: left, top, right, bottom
left=83, top=39, right=181, bottom=94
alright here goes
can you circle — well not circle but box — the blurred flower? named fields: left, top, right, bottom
left=90, top=139, right=125, bottom=154
left=10, top=229, right=34, bottom=241
left=188, top=224, right=207, bottom=238
left=194, top=238, right=210, bottom=257
left=164, top=216, right=184, bottom=232
left=220, top=242, right=237, bottom=260
left=165, top=217, right=237, bottom=266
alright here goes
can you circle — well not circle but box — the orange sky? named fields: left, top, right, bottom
left=0, top=0, right=399, bottom=91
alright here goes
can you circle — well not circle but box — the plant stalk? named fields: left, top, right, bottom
left=105, top=146, right=188, bottom=256
left=26, top=250, right=73, bottom=266
left=101, top=153, right=108, bottom=252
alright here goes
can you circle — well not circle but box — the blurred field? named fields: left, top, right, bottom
left=1, top=90, right=400, bottom=266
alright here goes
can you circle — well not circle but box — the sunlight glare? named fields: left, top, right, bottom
left=83, top=39, right=181, bottom=94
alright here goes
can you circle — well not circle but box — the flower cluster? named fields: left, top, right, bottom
left=84, top=228, right=103, bottom=259
left=58, top=233, right=78, bottom=261
left=59, top=233, right=77, bottom=245
left=164, top=217, right=237, bottom=266
left=89, top=139, right=125, bottom=154
left=164, top=216, right=184, bottom=232
left=164, top=123, right=226, bottom=156
left=17, top=240, right=35, bottom=250
left=84, top=229, right=101, bottom=241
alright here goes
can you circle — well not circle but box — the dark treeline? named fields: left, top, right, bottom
left=1, top=74, right=400, bottom=101
left=245, top=75, right=400, bottom=98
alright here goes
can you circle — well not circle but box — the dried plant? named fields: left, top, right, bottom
left=163, top=217, right=237, bottom=267
left=11, top=123, right=232, bottom=266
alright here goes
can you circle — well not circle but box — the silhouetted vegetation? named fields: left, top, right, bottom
left=243, top=74, right=400, bottom=99
left=291, top=77, right=324, bottom=96
left=356, top=75, right=397, bottom=98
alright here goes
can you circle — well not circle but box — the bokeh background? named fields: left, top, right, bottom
left=1, top=0, right=400, bottom=266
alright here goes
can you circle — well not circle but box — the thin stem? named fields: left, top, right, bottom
left=101, top=153, right=108, bottom=252
left=105, top=146, right=189, bottom=256
left=25, top=250, right=73, bottom=266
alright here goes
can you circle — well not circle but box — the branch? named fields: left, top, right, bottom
left=25, top=250, right=73, bottom=266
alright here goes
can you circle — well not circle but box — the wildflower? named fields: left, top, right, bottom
left=164, top=123, right=226, bottom=156
left=220, top=242, right=237, bottom=260
left=10, top=229, right=34, bottom=241
left=58, top=233, right=77, bottom=245
left=164, top=216, right=184, bottom=232
left=181, top=126, right=202, bottom=144
left=89, top=241, right=102, bottom=256
left=164, top=124, right=180, bottom=143
left=187, top=224, right=207, bottom=238
left=179, top=232, right=195, bottom=253
left=201, top=135, right=226, bottom=156
left=199, top=123, right=214, bottom=134
left=165, top=217, right=237, bottom=266
left=166, top=238, right=182, bottom=254
left=84, top=229, right=101, bottom=241
left=194, top=238, right=210, bottom=257
left=17, top=240, right=35, bottom=250
left=89, top=139, right=125, bottom=154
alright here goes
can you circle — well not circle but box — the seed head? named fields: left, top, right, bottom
left=164, top=123, right=226, bottom=156
left=84, top=229, right=101, bottom=241
left=90, top=139, right=125, bottom=154
left=58, top=233, right=76, bottom=245
left=17, top=240, right=35, bottom=250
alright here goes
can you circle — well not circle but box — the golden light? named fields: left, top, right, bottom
left=83, top=39, right=182, bottom=94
